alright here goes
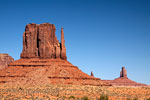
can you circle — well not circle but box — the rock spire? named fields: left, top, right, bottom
left=91, top=71, right=94, bottom=76
left=120, top=67, right=127, bottom=78
left=60, top=28, right=67, bottom=60
left=103, top=66, right=147, bottom=86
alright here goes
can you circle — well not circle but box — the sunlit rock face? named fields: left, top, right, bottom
left=21, top=23, right=67, bottom=60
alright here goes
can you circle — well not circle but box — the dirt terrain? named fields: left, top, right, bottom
left=0, top=85, right=150, bottom=100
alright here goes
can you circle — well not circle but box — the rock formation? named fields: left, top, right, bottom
left=91, top=71, right=94, bottom=77
left=0, top=23, right=109, bottom=86
left=103, top=67, right=147, bottom=86
left=60, top=28, right=67, bottom=60
left=0, top=54, right=14, bottom=70
left=120, top=66, right=127, bottom=78
left=21, top=23, right=67, bottom=60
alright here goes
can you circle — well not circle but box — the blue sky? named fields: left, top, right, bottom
left=0, top=0, right=149, bottom=84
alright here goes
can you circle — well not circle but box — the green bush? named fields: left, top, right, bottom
left=81, top=96, right=89, bottom=100
left=69, top=96, right=75, bottom=99
left=99, top=94, right=108, bottom=100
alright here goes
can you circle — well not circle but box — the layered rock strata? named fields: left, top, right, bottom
left=0, top=58, right=109, bottom=86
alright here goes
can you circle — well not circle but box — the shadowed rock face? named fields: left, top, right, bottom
left=21, top=23, right=67, bottom=60
left=120, top=67, right=127, bottom=78
left=0, top=54, right=14, bottom=70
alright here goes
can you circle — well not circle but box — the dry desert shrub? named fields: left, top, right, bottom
left=0, top=85, right=150, bottom=100
left=69, top=96, right=75, bottom=99
left=99, top=94, right=109, bottom=100
left=81, top=96, right=89, bottom=100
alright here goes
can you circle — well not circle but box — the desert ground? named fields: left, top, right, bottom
left=0, top=84, right=150, bottom=100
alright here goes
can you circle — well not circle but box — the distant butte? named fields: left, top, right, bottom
left=0, top=54, right=14, bottom=70
left=103, top=67, right=147, bottom=86
left=0, top=23, right=109, bottom=86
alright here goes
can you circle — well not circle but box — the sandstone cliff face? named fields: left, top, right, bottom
left=0, top=54, right=14, bottom=70
left=21, top=23, right=67, bottom=60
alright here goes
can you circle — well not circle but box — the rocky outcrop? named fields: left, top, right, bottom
left=0, top=54, right=14, bottom=70
left=103, top=67, right=147, bottom=86
left=21, top=23, right=67, bottom=60
left=120, top=67, right=127, bottom=78
left=0, top=23, right=109, bottom=86
left=91, top=71, right=94, bottom=77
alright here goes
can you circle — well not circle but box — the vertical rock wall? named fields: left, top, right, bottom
left=21, top=23, right=67, bottom=60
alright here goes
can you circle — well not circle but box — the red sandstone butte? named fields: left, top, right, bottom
left=0, top=23, right=109, bottom=86
left=21, top=23, right=67, bottom=60
left=103, top=67, right=147, bottom=86
left=0, top=54, right=14, bottom=70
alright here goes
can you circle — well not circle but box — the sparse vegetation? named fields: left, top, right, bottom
left=99, top=94, right=108, bottom=100
left=0, top=85, right=150, bottom=100
left=126, top=98, right=138, bottom=100
left=63, top=96, right=66, bottom=99
left=81, top=96, right=89, bottom=100
left=69, top=96, right=75, bottom=99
